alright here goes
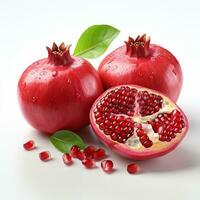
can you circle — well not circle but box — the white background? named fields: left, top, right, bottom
left=0, top=0, right=200, bottom=199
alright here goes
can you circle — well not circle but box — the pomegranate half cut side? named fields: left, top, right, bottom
left=89, top=85, right=188, bottom=160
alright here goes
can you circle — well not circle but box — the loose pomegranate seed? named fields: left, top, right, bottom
left=83, top=145, right=96, bottom=158
left=23, top=140, right=36, bottom=151
left=127, top=163, right=140, bottom=174
left=93, top=148, right=106, bottom=160
left=77, top=151, right=86, bottom=160
left=82, top=158, right=96, bottom=169
left=70, top=145, right=80, bottom=158
left=39, top=151, right=51, bottom=161
left=62, top=153, right=72, bottom=165
left=101, top=160, right=114, bottom=173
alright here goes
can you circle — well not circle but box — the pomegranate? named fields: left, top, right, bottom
left=98, top=34, right=182, bottom=102
left=18, top=42, right=103, bottom=134
left=89, top=85, right=188, bottom=160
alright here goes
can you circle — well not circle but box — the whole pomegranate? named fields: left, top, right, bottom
left=98, top=35, right=182, bottom=102
left=18, top=42, right=103, bottom=134
left=90, top=85, right=188, bottom=160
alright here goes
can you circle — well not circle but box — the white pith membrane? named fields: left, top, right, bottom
left=126, top=101, right=176, bottom=150
left=92, top=86, right=186, bottom=151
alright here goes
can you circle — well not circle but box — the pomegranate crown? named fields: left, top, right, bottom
left=46, top=42, right=73, bottom=65
left=125, top=34, right=150, bottom=58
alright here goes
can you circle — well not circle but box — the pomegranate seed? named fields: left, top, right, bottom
left=83, top=145, right=96, bottom=158
left=139, top=135, right=149, bottom=143
left=143, top=140, right=153, bottom=148
left=101, top=160, right=114, bottom=173
left=137, top=91, right=163, bottom=116
left=150, top=109, right=185, bottom=142
left=62, top=153, right=72, bottom=165
left=39, top=151, right=51, bottom=161
left=23, top=140, right=36, bottom=151
left=77, top=151, right=86, bottom=160
left=136, top=129, right=145, bottom=137
left=127, top=163, right=140, bottom=174
left=70, top=145, right=80, bottom=158
left=111, top=132, right=118, bottom=140
left=82, top=158, right=96, bottom=169
left=93, top=148, right=106, bottom=160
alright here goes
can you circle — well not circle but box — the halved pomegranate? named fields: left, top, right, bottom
left=89, top=85, right=188, bottom=160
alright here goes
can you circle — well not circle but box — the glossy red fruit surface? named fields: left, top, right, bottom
left=98, top=35, right=182, bottom=102
left=89, top=85, right=188, bottom=160
left=18, top=43, right=103, bottom=134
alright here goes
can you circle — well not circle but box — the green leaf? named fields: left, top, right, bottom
left=50, top=130, right=85, bottom=153
left=73, top=24, right=120, bottom=59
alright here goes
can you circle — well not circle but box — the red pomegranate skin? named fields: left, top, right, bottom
left=98, top=35, right=183, bottom=102
left=18, top=43, right=103, bottom=134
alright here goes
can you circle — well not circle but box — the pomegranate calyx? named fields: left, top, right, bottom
left=125, top=34, right=150, bottom=58
left=47, top=42, right=73, bottom=66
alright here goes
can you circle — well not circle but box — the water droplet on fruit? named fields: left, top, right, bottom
left=172, top=69, right=177, bottom=75
left=32, top=96, right=37, bottom=103
left=149, top=75, right=154, bottom=79
left=21, top=81, right=26, bottom=88
left=149, top=72, right=154, bottom=80
left=138, top=72, right=143, bottom=77
left=67, top=79, right=71, bottom=84
left=40, top=71, right=47, bottom=76
left=33, top=62, right=39, bottom=65
left=112, top=65, right=118, bottom=70
left=76, top=93, right=81, bottom=99
left=52, top=71, right=57, bottom=77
